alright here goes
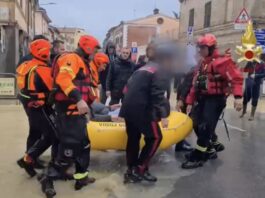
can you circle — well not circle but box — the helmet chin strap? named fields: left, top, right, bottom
left=76, top=47, right=90, bottom=59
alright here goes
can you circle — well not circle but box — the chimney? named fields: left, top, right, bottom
left=153, top=8, right=159, bottom=15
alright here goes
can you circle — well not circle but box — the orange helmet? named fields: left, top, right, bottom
left=197, top=34, right=217, bottom=47
left=93, top=52, right=110, bottom=67
left=79, top=35, right=100, bottom=55
left=30, top=39, right=51, bottom=61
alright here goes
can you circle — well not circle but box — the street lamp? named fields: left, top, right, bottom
left=40, top=2, right=56, bottom=6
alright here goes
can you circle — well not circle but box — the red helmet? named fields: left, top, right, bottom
left=78, top=35, right=100, bottom=55
left=197, top=34, right=217, bottom=47
left=30, top=39, right=51, bottom=61
left=94, top=52, right=110, bottom=67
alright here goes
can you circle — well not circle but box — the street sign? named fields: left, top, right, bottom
left=255, top=29, right=265, bottom=52
left=0, top=77, right=15, bottom=96
left=131, top=42, right=137, bottom=48
left=234, top=8, right=250, bottom=30
left=131, top=47, right=138, bottom=53
left=187, top=26, right=194, bottom=42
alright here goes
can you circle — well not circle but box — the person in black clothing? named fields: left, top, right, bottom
left=120, top=42, right=178, bottom=184
left=134, top=55, right=147, bottom=71
left=174, top=68, right=195, bottom=152
left=106, top=47, right=135, bottom=105
left=50, top=40, right=65, bottom=63
left=100, top=42, right=116, bottom=104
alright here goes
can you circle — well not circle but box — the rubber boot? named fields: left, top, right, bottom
left=17, top=156, right=37, bottom=177
left=249, top=106, right=257, bottom=121
left=142, top=170, right=157, bottom=182
left=206, top=145, right=218, bottom=160
left=34, top=158, right=46, bottom=169
left=212, top=141, right=225, bottom=152
left=240, top=105, right=247, bottom=118
left=39, top=176, right=56, bottom=198
left=124, top=167, right=143, bottom=184
left=75, top=175, right=96, bottom=190
left=181, top=149, right=206, bottom=169
left=175, top=140, right=193, bottom=152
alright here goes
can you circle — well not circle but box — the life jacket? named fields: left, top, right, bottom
left=53, top=53, right=96, bottom=114
left=195, top=51, right=231, bottom=96
left=16, top=59, right=52, bottom=107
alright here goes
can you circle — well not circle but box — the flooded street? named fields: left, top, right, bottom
left=1, top=104, right=265, bottom=198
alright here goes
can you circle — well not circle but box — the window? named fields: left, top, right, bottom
left=0, top=26, right=6, bottom=53
left=204, top=2, right=212, bottom=28
left=189, top=8, right=194, bottom=27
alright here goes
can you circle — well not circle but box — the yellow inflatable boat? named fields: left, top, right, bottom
left=87, top=111, right=193, bottom=151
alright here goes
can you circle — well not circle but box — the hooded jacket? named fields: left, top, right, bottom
left=99, top=42, right=116, bottom=90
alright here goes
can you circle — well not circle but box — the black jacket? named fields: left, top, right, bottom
left=106, top=57, right=135, bottom=92
left=177, top=67, right=195, bottom=101
left=120, top=62, right=170, bottom=123
left=100, top=42, right=116, bottom=90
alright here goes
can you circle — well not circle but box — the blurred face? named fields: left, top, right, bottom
left=198, top=45, right=209, bottom=58
left=147, top=47, right=155, bottom=60
left=120, top=48, right=131, bottom=60
left=108, top=46, right=115, bottom=55
left=54, top=43, right=65, bottom=54
left=98, top=63, right=107, bottom=72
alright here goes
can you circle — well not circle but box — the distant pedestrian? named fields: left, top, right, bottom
left=100, top=42, right=116, bottom=104
left=240, top=55, right=265, bottom=121
left=106, top=47, right=135, bottom=105
left=50, top=40, right=65, bottom=63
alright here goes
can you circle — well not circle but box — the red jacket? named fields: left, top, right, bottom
left=186, top=49, right=243, bottom=105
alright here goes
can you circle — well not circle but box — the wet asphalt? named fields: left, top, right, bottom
left=0, top=104, right=264, bottom=198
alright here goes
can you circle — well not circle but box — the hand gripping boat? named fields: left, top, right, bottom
left=87, top=111, right=193, bottom=150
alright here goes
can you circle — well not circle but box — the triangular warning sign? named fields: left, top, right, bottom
left=235, top=8, right=250, bottom=24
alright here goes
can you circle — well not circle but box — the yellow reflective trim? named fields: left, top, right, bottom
left=59, top=66, right=75, bottom=78
left=73, top=172, right=88, bottom=180
left=19, top=92, right=30, bottom=99
left=196, top=144, right=207, bottom=152
left=64, top=85, right=75, bottom=96
left=27, top=66, right=38, bottom=89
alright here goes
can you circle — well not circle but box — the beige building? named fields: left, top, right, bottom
left=57, top=27, right=87, bottom=51
left=34, top=7, right=51, bottom=39
left=104, top=9, right=180, bottom=56
left=179, top=0, right=265, bottom=55
left=0, top=0, right=38, bottom=73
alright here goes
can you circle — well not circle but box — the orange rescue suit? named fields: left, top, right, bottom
left=54, top=53, right=96, bottom=115
left=16, top=58, right=52, bottom=107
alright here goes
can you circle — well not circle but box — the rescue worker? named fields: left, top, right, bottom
left=16, top=39, right=57, bottom=176
left=240, top=55, right=265, bottom=121
left=39, top=35, right=100, bottom=198
left=120, top=42, right=174, bottom=183
left=182, top=34, right=243, bottom=169
left=90, top=52, right=110, bottom=100
left=17, top=35, right=48, bottom=67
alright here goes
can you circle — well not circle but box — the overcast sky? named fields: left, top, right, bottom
left=40, top=0, right=180, bottom=43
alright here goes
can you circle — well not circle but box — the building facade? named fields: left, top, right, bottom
left=57, top=27, right=87, bottom=51
left=34, top=7, right=51, bottom=38
left=104, top=9, right=180, bottom=57
left=179, top=0, right=265, bottom=56
left=0, top=0, right=37, bottom=73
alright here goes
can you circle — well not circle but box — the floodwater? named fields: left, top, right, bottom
left=1, top=103, right=265, bottom=198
